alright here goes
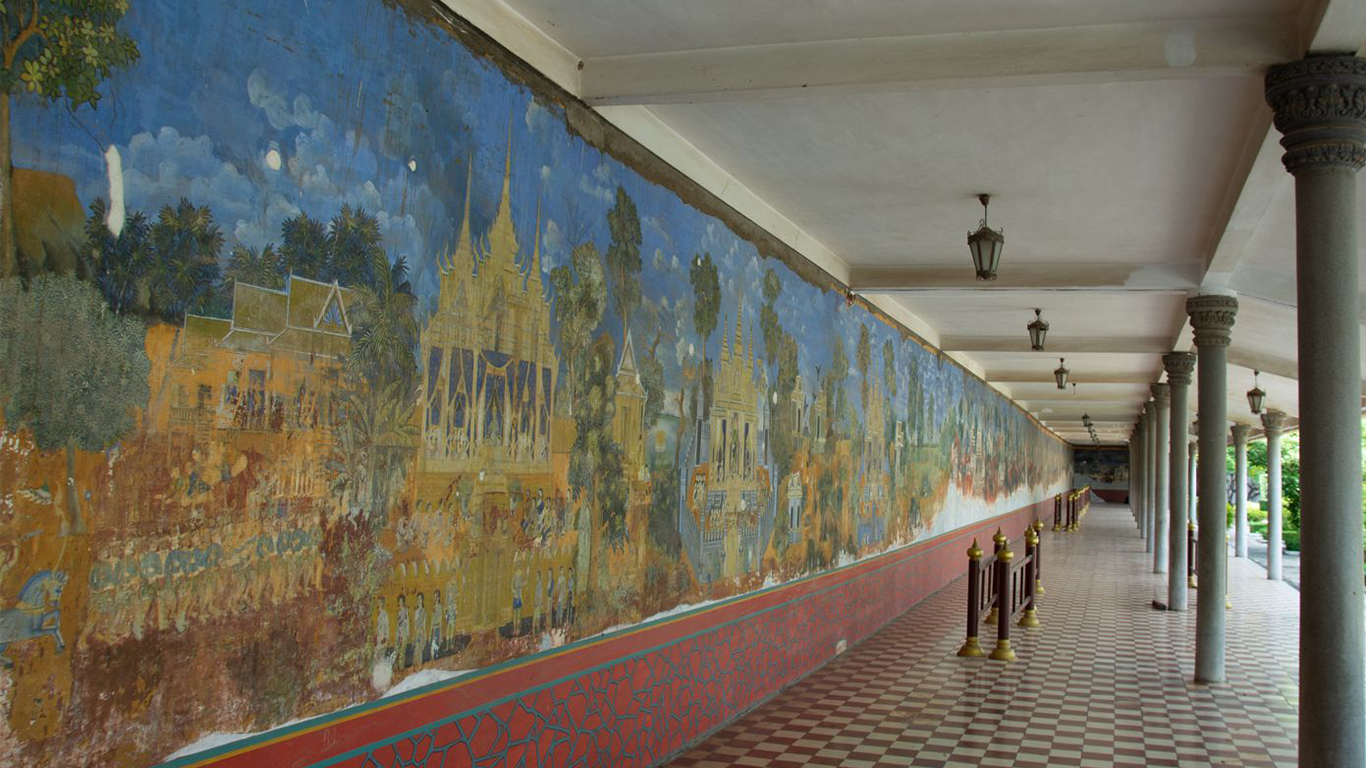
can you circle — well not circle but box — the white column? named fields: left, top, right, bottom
left=1231, top=424, right=1251, bottom=558
left=1151, top=383, right=1171, bottom=574
left=1144, top=401, right=1156, bottom=552
left=1188, top=436, right=1197, bottom=519
left=1267, top=56, right=1366, bottom=765
left=1134, top=421, right=1146, bottom=533
left=1261, top=410, right=1289, bottom=581
left=1164, top=352, right=1195, bottom=609
left=1187, top=293, right=1237, bottom=684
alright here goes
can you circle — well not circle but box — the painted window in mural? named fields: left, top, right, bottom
left=0, top=0, right=1071, bottom=763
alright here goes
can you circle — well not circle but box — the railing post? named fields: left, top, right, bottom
left=1019, top=526, right=1041, bottom=628
left=957, top=539, right=984, bottom=657
left=1053, top=494, right=1062, bottom=531
left=1032, top=518, right=1045, bottom=594
left=990, top=543, right=1016, bottom=661
left=984, top=528, right=1006, bottom=625
left=1187, top=520, right=1197, bottom=588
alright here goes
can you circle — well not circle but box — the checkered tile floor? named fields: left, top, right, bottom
left=668, top=503, right=1300, bottom=767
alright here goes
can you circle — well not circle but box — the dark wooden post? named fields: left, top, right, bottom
left=1019, top=526, right=1040, bottom=628
left=984, top=528, right=1006, bottom=625
left=1187, top=520, right=1197, bottom=588
left=958, top=539, right=985, bottom=657
left=1032, top=518, right=1045, bottom=595
left=990, top=543, right=1016, bottom=661
left=1053, top=494, right=1062, bottom=531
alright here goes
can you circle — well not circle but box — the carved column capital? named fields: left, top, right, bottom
left=1186, top=294, right=1238, bottom=347
left=1150, top=382, right=1171, bottom=407
left=1261, top=408, right=1290, bottom=436
left=1162, top=351, right=1196, bottom=385
left=1265, top=55, right=1366, bottom=173
left=1231, top=423, right=1252, bottom=445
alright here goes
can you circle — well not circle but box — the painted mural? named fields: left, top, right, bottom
left=0, top=0, right=1072, bottom=764
left=1073, top=447, right=1129, bottom=489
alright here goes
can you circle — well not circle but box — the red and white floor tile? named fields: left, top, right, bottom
left=667, top=503, right=1300, bottom=767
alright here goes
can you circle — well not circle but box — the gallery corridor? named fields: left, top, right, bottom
left=668, top=502, right=1299, bottom=768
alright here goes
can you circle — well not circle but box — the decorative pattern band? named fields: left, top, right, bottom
left=1265, top=55, right=1366, bottom=173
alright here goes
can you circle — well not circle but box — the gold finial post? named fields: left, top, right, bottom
left=989, top=545, right=1015, bottom=660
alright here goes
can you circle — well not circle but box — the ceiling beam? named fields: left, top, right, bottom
left=581, top=18, right=1297, bottom=106
left=851, top=262, right=1199, bottom=293
left=987, top=371, right=1156, bottom=385
left=944, top=336, right=1170, bottom=354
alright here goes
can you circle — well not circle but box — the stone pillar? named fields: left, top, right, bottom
left=1143, top=401, right=1156, bottom=552
left=1188, top=435, right=1197, bottom=517
left=1133, top=420, right=1146, bottom=533
left=1128, top=437, right=1137, bottom=520
left=1164, top=353, right=1195, bottom=609
left=1266, top=55, right=1366, bottom=766
left=1150, top=384, right=1171, bottom=574
left=1261, top=409, right=1289, bottom=581
left=1231, top=424, right=1251, bottom=558
left=1186, top=293, right=1236, bottom=683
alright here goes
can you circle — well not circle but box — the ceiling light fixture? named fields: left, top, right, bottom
left=1246, top=370, right=1266, bottom=415
left=1054, top=357, right=1069, bottom=390
left=967, top=194, right=1004, bottom=281
left=1027, top=308, right=1048, bottom=351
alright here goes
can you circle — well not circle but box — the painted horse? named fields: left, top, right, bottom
left=0, top=570, right=67, bottom=667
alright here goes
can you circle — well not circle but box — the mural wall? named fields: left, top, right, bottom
left=0, top=0, right=1072, bottom=764
left=1073, top=447, right=1129, bottom=490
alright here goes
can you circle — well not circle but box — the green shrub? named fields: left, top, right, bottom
left=1284, top=529, right=1300, bottom=552
left=1249, top=506, right=1267, bottom=524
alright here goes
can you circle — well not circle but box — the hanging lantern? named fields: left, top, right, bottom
left=1082, top=413, right=1093, bottom=428
left=1246, top=370, right=1266, bottom=415
left=1027, top=308, right=1049, bottom=351
left=1054, top=357, right=1069, bottom=390
left=966, top=194, right=1004, bottom=281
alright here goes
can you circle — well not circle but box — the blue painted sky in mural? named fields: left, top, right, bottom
left=8, top=0, right=989, bottom=427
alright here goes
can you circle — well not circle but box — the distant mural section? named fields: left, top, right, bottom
left=0, top=0, right=1071, bottom=763
left=1073, top=447, right=1130, bottom=490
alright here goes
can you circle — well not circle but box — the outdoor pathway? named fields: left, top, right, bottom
left=667, top=502, right=1300, bottom=768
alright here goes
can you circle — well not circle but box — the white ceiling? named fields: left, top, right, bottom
left=461, top=0, right=1366, bottom=445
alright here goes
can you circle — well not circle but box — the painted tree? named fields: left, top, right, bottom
left=550, top=243, right=627, bottom=603
left=279, top=213, right=330, bottom=282
left=225, top=244, right=283, bottom=290
left=146, top=198, right=223, bottom=320
left=326, top=205, right=384, bottom=289
left=824, top=335, right=847, bottom=446
left=881, top=339, right=897, bottom=398
left=85, top=197, right=149, bottom=314
left=689, top=252, right=720, bottom=422
left=350, top=253, right=418, bottom=390
left=549, top=242, right=606, bottom=417
left=855, top=323, right=871, bottom=415
left=346, top=251, right=419, bottom=520
left=0, top=1, right=139, bottom=277
left=759, top=267, right=800, bottom=476
left=573, top=335, right=629, bottom=548
left=605, top=185, right=642, bottom=342
left=0, top=274, right=149, bottom=533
